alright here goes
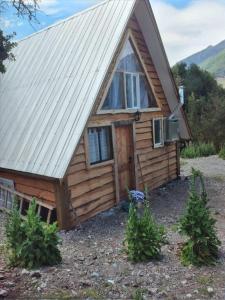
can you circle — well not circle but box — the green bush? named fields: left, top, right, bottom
left=124, top=191, right=166, bottom=262
left=6, top=199, right=62, bottom=269
left=179, top=169, right=221, bottom=266
left=181, top=143, right=216, bottom=159
left=219, top=146, right=225, bottom=160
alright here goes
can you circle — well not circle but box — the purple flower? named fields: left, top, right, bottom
left=129, top=190, right=145, bottom=203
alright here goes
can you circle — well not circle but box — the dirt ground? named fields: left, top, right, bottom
left=0, top=156, right=225, bottom=299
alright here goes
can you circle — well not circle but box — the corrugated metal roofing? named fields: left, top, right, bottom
left=0, top=0, right=136, bottom=178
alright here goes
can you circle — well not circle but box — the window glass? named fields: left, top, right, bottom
left=126, top=73, right=133, bottom=108
left=102, top=72, right=124, bottom=110
left=88, top=127, right=113, bottom=165
left=102, top=38, right=158, bottom=111
left=117, top=40, right=142, bottom=73
left=154, top=119, right=164, bottom=147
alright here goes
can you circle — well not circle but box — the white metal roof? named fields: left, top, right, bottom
left=0, top=0, right=190, bottom=179
left=0, top=0, right=136, bottom=178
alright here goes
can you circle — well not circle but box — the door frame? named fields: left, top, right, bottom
left=112, top=120, right=138, bottom=203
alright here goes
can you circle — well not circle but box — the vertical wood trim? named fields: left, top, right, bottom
left=112, top=123, right=120, bottom=204
left=84, top=129, right=89, bottom=169
left=132, top=121, right=138, bottom=189
left=176, top=141, right=180, bottom=177
left=54, top=180, right=73, bottom=230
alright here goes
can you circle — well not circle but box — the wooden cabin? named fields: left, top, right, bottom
left=0, top=0, right=191, bottom=229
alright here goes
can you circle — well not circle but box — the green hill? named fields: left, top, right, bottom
left=181, top=39, right=225, bottom=80
left=199, top=48, right=225, bottom=77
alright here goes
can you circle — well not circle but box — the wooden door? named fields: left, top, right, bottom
left=115, top=124, right=135, bottom=200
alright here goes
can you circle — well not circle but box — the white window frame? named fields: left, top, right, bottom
left=87, top=126, right=114, bottom=166
left=97, top=31, right=161, bottom=114
left=153, top=117, right=165, bottom=148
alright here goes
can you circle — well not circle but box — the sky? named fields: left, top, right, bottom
left=1, top=0, right=225, bottom=65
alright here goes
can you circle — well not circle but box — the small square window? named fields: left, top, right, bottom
left=88, top=127, right=113, bottom=165
left=153, top=118, right=164, bottom=148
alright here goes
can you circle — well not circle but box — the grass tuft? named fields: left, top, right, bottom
left=181, top=143, right=216, bottom=159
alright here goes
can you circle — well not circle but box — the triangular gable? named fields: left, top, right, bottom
left=100, top=35, right=158, bottom=111
left=0, top=0, right=191, bottom=179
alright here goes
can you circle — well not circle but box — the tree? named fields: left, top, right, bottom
left=0, top=0, right=39, bottom=73
left=172, top=63, right=225, bottom=149
left=179, top=169, right=221, bottom=266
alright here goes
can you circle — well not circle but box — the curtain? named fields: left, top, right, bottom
left=99, top=127, right=110, bottom=161
left=126, top=73, right=133, bottom=108
left=102, top=72, right=124, bottom=109
left=88, top=129, right=100, bottom=164
left=140, top=75, right=150, bottom=108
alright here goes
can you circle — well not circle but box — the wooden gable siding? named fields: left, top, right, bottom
left=0, top=171, right=56, bottom=205
left=65, top=16, right=178, bottom=226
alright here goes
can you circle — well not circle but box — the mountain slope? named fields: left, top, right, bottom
left=181, top=39, right=225, bottom=78
left=200, top=48, right=225, bottom=77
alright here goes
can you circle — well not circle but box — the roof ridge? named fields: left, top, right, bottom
left=18, top=0, right=111, bottom=43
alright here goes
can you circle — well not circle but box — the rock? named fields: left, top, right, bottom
left=181, top=280, right=187, bottom=285
left=4, top=282, right=14, bottom=288
left=40, top=282, right=46, bottom=289
left=107, top=279, right=115, bottom=285
left=148, top=288, right=158, bottom=294
left=186, top=294, right=192, bottom=298
left=91, top=272, right=100, bottom=278
left=31, top=271, right=41, bottom=278
left=207, top=287, right=214, bottom=294
left=21, top=269, right=30, bottom=275
left=0, top=289, right=8, bottom=298
left=0, top=274, right=5, bottom=280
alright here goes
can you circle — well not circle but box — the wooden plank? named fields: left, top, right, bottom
left=71, top=153, right=86, bottom=165
left=72, top=183, right=115, bottom=209
left=136, top=132, right=152, bottom=142
left=136, top=139, right=153, bottom=150
left=70, top=174, right=114, bottom=198
left=76, top=193, right=115, bottom=217
left=78, top=200, right=115, bottom=224
left=67, top=165, right=113, bottom=186
left=15, top=184, right=55, bottom=203
left=67, top=162, right=86, bottom=174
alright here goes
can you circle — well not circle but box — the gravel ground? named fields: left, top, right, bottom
left=0, top=156, right=225, bottom=299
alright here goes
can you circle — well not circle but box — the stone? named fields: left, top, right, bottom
left=4, top=282, right=14, bottom=288
left=186, top=294, right=192, bottom=298
left=91, top=272, right=100, bottom=278
left=0, top=289, right=8, bottom=297
left=0, top=274, right=5, bottom=280
left=31, top=271, right=41, bottom=278
left=107, top=279, right=115, bottom=285
left=149, top=288, right=158, bottom=294
left=21, top=269, right=30, bottom=275
left=181, top=280, right=187, bottom=285
left=40, top=282, right=47, bottom=289
left=207, top=287, right=214, bottom=294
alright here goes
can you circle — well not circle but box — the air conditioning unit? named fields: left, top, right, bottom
left=164, top=118, right=179, bottom=142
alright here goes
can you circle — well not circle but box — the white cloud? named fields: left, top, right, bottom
left=151, top=0, right=225, bottom=65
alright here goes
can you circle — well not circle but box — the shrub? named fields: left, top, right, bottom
left=179, top=169, right=221, bottom=266
left=6, top=199, right=62, bottom=269
left=219, top=146, right=225, bottom=160
left=181, top=143, right=216, bottom=159
left=124, top=190, right=166, bottom=262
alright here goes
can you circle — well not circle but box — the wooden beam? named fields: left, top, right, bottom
left=54, top=180, right=74, bottom=230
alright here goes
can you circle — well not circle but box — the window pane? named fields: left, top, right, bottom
left=88, top=129, right=100, bottom=164
left=102, top=72, right=124, bottom=110
left=99, top=127, right=112, bottom=161
left=117, top=39, right=142, bottom=73
left=126, top=73, right=133, bottom=108
left=140, top=75, right=157, bottom=108
left=88, top=127, right=113, bottom=165
left=154, top=120, right=161, bottom=145
left=133, top=75, right=138, bottom=108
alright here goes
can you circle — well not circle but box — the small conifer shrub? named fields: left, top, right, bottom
left=6, top=199, right=62, bottom=269
left=124, top=189, right=166, bottom=262
left=219, top=146, right=225, bottom=160
left=179, top=169, right=221, bottom=266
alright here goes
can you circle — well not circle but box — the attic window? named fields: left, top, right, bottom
left=102, top=38, right=157, bottom=110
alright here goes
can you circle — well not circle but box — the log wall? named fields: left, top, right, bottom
left=0, top=170, right=56, bottom=205
left=65, top=16, right=178, bottom=226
